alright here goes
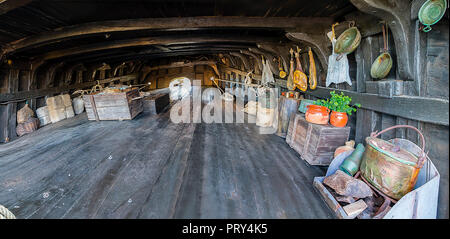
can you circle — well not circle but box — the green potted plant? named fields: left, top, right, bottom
left=315, top=91, right=360, bottom=127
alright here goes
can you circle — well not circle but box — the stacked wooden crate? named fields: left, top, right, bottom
left=83, top=88, right=143, bottom=121
left=142, top=92, right=170, bottom=115
left=46, top=94, right=75, bottom=123
left=286, top=113, right=350, bottom=166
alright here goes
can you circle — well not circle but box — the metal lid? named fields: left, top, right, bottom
left=366, top=137, right=419, bottom=166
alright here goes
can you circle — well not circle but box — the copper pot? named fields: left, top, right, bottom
left=330, top=111, right=348, bottom=127
left=305, top=105, right=330, bottom=125
left=360, top=125, right=427, bottom=200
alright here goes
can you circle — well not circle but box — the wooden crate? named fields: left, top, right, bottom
left=142, top=92, right=170, bottom=115
left=83, top=88, right=143, bottom=121
left=286, top=113, right=350, bottom=166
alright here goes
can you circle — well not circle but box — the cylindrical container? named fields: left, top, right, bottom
left=277, top=96, right=301, bottom=138
left=72, top=96, right=85, bottom=115
left=334, top=140, right=355, bottom=158
left=36, top=106, right=51, bottom=126
left=339, top=143, right=365, bottom=176
left=330, top=111, right=348, bottom=127
left=298, top=99, right=315, bottom=113
left=360, top=125, right=427, bottom=200
left=305, top=105, right=330, bottom=125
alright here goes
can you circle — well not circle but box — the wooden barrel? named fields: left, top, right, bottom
left=276, top=95, right=301, bottom=138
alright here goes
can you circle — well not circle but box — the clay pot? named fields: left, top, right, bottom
left=334, top=140, right=355, bottom=158
left=305, top=105, right=330, bottom=125
left=330, top=111, right=348, bottom=127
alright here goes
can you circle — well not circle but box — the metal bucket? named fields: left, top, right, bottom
left=360, top=125, right=427, bottom=200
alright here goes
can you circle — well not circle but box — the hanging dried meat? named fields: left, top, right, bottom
left=286, top=48, right=296, bottom=91
left=308, top=48, right=317, bottom=90
left=293, top=46, right=308, bottom=92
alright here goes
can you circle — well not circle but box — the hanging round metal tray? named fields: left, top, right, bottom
left=418, top=0, right=447, bottom=32
left=370, top=52, right=393, bottom=79
left=334, top=26, right=361, bottom=55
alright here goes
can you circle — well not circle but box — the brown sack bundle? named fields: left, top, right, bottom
left=17, top=103, right=34, bottom=124
left=16, top=117, right=40, bottom=137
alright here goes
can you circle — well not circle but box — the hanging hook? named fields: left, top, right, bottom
left=348, top=20, right=355, bottom=28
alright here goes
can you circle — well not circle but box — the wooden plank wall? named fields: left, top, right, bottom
left=0, top=61, right=138, bottom=143
left=302, top=20, right=449, bottom=218
left=141, top=64, right=216, bottom=89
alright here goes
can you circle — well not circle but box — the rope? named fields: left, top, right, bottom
left=90, top=80, right=103, bottom=93
left=0, top=205, right=16, bottom=219
left=331, top=22, right=340, bottom=40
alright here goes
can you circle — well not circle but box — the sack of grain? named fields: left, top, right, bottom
left=256, top=106, right=276, bottom=127
left=61, top=94, right=75, bottom=118
left=16, top=117, right=40, bottom=137
left=36, top=106, right=51, bottom=126
left=243, top=101, right=258, bottom=115
left=17, top=104, right=34, bottom=124
left=72, top=96, right=85, bottom=115
left=46, top=94, right=75, bottom=122
left=46, top=95, right=66, bottom=123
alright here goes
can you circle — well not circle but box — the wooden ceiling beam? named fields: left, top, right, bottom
left=82, top=49, right=241, bottom=65
left=63, top=44, right=250, bottom=64
left=38, top=35, right=269, bottom=61
left=1, top=16, right=333, bottom=56
left=0, top=0, right=33, bottom=15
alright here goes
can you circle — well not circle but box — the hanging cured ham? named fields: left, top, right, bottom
left=293, top=46, right=308, bottom=92
left=286, top=48, right=296, bottom=91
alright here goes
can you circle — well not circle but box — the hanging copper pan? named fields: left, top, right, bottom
left=371, top=23, right=393, bottom=79
left=334, top=21, right=361, bottom=60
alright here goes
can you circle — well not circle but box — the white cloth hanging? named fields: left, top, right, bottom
left=325, top=39, right=352, bottom=87
left=261, top=59, right=275, bottom=86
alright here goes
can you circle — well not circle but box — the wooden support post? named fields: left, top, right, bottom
left=1, top=68, right=20, bottom=142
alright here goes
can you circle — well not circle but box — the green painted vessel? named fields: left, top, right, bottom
left=418, top=0, right=447, bottom=32
left=334, top=27, right=361, bottom=55
left=370, top=52, right=393, bottom=79
left=298, top=99, right=315, bottom=113
left=339, top=143, right=365, bottom=176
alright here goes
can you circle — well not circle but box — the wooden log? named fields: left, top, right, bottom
left=2, top=16, right=333, bottom=56
left=142, top=61, right=216, bottom=72
left=218, top=64, right=261, bottom=81
left=0, top=74, right=137, bottom=103
left=271, top=82, right=449, bottom=126
left=36, top=35, right=279, bottom=61
left=0, top=0, right=33, bottom=15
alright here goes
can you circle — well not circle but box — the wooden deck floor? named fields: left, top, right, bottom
left=0, top=104, right=334, bottom=219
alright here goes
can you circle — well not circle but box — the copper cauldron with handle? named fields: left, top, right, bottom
left=360, top=125, right=427, bottom=200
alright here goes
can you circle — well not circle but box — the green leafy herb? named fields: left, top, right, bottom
left=313, top=91, right=361, bottom=115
